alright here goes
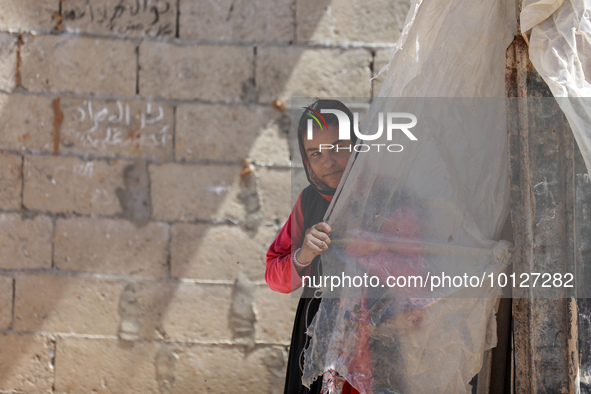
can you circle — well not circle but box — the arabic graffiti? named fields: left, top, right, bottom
left=63, top=99, right=171, bottom=155
left=63, top=0, right=174, bottom=38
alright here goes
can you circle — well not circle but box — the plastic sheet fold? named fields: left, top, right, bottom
left=523, top=0, right=591, bottom=174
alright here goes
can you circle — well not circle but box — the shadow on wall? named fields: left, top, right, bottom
left=0, top=0, right=410, bottom=391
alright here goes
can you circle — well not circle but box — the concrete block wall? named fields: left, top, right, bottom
left=0, top=0, right=407, bottom=392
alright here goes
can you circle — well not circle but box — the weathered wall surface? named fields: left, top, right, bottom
left=0, top=0, right=407, bottom=392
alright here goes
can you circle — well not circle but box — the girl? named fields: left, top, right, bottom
left=265, top=99, right=360, bottom=394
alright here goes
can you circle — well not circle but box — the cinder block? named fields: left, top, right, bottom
left=23, top=155, right=127, bottom=215
left=212, top=165, right=298, bottom=225
left=0, top=153, right=22, bottom=210
left=54, top=337, right=160, bottom=393
left=170, top=223, right=276, bottom=281
left=171, top=345, right=281, bottom=393
left=258, top=167, right=293, bottom=223
left=54, top=217, right=168, bottom=278
left=256, top=47, right=372, bottom=103
left=175, top=103, right=289, bottom=165
left=247, top=110, right=291, bottom=165
left=13, top=276, right=239, bottom=359
left=14, top=273, right=236, bottom=342
left=0, top=33, right=16, bottom=92
left=180, top=0, right=294, bottom=43
left=44, top=281, right=235, bottom=341
left=54, top=340, right=281, bottom=393
left=21, top=35, right=136, bottom=96
left=0, top=93, right=54, bottom=152
left=0, top=0, right=57, bottom=32
left=139, top=42, right=254, bottom=101
left=14, top=274, right=124, bottom=335
left=254, top=285, right=298, bottom=344
left=138, top=282, right=234, bottom=342
left=59, top=98, right=173, bottom=159
left=0, top=213, right=52, bottom=270
left=149, top=162, right=241, bottom=221
left=373, top=49, right=394, bottom=96
left=0, top=333, right=54, bottom=392
left=62, top=0, right=176, bottom=39
left=296, top=0, right=410, bottom=44
left=0, top=277, right=12, bottom=329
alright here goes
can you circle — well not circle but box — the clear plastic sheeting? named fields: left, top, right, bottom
left=300, top=97, right=511, bottom=393
left=306, top=297, right=499, bottom=393
left=298, top=0, right=518, bottom=392
left=292, top=98, right=513, bottom=301
left=523, top=0, right=591, bottom=175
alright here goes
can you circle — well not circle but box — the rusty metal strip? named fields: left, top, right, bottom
left=506, top=34, right=580, bottom=393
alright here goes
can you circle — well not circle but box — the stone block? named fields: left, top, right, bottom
left=0, top=333, right=54, bottom=392
left=21, top=35, right=136, bottom=96
left=296, top=0, right=410, bottom=44
left=23, top=155, right=127, bottom=215
left=54, top=217, right=168, bottom=278
left=254, top=285, right=298, bottom=344
left=149, top=162, right=241, bottom=221
left=0, top=33, right=16, bottom=92
left=54, top=337, right=160, bottom=393
left=247, top=110, right=291, bottom=165
left=54, top=340, right=282, bottom=393
left=0, top=93, right=54, bottom=152
left=256, top=47, right=372, bottom=103
left=139, top=42, right=254, bottom=102
left=0, top=277, right=12, bottom=329
left=373, top=49, right=395, bottom=96
left=59, top=97, right=173, bottom=159
left=211, top=164, right=301, bottom=225
left=0, top=0, right=57, bottom=32
left=14, top=275, right=235, bottom=343
left=62, top=0, right=176, bottom=38
left=171, top=345, right=282, bottom=393
left=14, top=274, right=124, bottom=335
left=170, top=223, right=277, bottom=281
left=258, top=167, right=293, bottom=223
left=0, top=153, right=22, bottom=210
left=180, top=0, right=294, bottom=43
left=138, top=282, right=234, bottom=342
left=175, top=103, right=289, bottom=165
left=0, top=213, right=52, bottom=270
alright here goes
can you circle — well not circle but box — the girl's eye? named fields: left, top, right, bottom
left=311, top=151, right=321, bottom=157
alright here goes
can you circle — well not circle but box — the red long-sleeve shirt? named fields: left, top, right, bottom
left=265, top=192, right=313, bottom=293
left=265, top=191, right=360, bottom=394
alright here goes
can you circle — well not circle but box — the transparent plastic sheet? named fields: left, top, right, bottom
left=522, top=0, right=591, bottom=175
left=297, top=0, right=518, bottom=392
left=298, top=98, right=511, bottom=394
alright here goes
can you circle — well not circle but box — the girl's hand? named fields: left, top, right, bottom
left=297, top=222, right=332, bottom=266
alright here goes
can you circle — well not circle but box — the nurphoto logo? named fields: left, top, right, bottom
left=304, top=107, right=418, bottom=153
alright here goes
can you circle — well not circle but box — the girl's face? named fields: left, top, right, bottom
left=303, top=125, right=353, bottom=189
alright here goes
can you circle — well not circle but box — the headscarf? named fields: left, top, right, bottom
left=297, top=99, right=358, bottom=197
